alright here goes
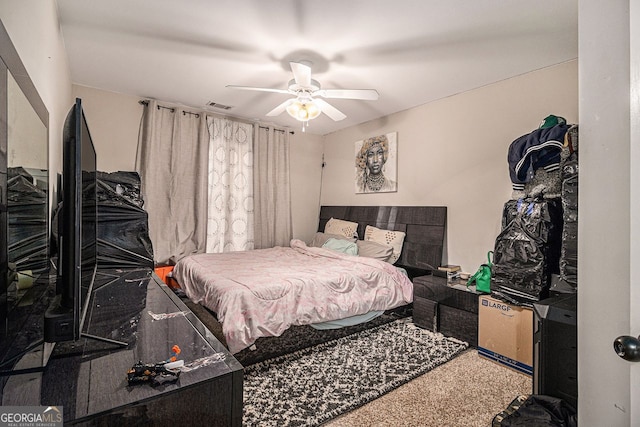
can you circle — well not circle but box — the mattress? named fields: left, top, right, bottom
left=173, top=239, right=413, bottom=353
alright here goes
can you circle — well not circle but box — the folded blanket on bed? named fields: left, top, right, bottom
left=173, top=239, right=413, bottom=353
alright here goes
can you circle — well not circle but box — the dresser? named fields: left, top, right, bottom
left=0, top=268, right=243, bottom=426
left=413, top=274, right=480, bottom=346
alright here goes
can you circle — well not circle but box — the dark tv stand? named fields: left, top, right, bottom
left=1, top=267, right=243, bottom=426
left=1, top=271, right=129, bottom=374
left=42, top=332, right=128, bottom=368
left=42, top=274, right=129, bottom=366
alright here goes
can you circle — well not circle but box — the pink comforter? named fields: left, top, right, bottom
left=173, top=239, right=413, bottom=353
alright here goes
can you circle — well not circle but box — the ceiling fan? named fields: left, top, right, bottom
left=226, top=61, right=379, bottom=130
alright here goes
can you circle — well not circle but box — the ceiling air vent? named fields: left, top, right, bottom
left=207, top=101, right=233, bottom=110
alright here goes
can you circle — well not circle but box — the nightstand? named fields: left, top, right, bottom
left=413, top=274, right=481, bottom=346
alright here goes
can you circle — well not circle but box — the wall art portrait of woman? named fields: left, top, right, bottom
left=355, top=132, right=397, bottom=193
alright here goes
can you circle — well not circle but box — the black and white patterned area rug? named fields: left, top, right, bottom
left=242, top=318, right=469, bottom=426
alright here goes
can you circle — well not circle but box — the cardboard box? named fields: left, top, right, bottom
left=478, top=295, right=533, bottom=375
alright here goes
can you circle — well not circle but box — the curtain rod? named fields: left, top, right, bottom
left=259, top=125, right=294, bottom=135
left=139, top=99, right=293, bottom=134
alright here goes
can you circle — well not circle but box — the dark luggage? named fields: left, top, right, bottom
left=7, top=168, right=49, bottom=274
left=559, top=151, right=578, bottom=287
left=492, top=394, right=577, bottom=427
left=492, top=198, right=563, bottom=302
left=96, top=171, right=154, bottom=268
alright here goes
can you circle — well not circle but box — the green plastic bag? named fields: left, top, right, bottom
left=467, top=251, right=493, bottom=293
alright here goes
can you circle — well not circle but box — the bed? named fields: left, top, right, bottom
left=173, top=206, right=446, bottom=355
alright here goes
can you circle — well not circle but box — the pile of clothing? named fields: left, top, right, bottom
left=492, top=115, right=578, bottom=304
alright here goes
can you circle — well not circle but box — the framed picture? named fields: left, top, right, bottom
left=354, top=132, right=398, bottom=193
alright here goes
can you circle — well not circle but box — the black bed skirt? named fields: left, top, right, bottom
left=181, top=294, right=412, bottom=367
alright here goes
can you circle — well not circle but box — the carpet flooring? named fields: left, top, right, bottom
left=326, top=349, right=532, bottom=427
left=242, top=318, right=468, bottom=426
left=181, top=295, right=532, bottom=426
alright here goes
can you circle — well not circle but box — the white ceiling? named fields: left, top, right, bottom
left=56, top=0, right=578, bottom=136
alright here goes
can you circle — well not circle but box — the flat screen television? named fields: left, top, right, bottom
left=43, top=98, right=97, bottom=347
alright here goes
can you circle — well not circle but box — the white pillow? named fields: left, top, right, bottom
left=324, top=217, right=359, bottom=239
left=356, top=240, right=394, bottom=262
left=364, top=225, right=406, bottom=264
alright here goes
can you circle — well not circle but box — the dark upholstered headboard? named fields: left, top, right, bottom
left=318, top=206, right=446, bottom=276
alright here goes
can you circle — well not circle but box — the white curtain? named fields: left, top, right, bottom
left=253, top=126, right=292, bottom=249
left=206, top=116, right=254, bottom=252
left=135, top=100, right=209, bottom=265
left=136, top=99, right=290, bottom=259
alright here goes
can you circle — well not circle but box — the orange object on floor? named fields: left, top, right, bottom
left=154, top=266, right=179, bottom=289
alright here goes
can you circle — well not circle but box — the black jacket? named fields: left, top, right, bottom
left=507, top=124, right=570, bottom=190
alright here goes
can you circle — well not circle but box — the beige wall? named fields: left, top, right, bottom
left=72, top=85, right=144, bottom=172
left=0, top=1, right=577, bottom=275
left=321, top=60, right=578, bottom=273
left=71, top=85, right=325, bottom=243
left=0, top=1, right=73, bottom=196
left=72, top=62, right=578, bottom=272
left=289, top=131, right=324, bottom=242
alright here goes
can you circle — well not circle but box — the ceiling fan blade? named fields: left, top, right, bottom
left=314, top=98, right=346, bottom=121
left=226, top=85, right=290, bottom=95
left=315, top=89, right=379, bottom=100
left=266, top=99, right=294, bottom=117
left=290, top=62, right=312, bottom=87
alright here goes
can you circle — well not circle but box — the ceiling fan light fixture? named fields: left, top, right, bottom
left=286, top=99, right=321, bottom=122
left=228, top=61, right=369, bottom=129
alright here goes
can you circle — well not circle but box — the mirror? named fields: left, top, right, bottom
left=7, top=70, right=49, bottom=276
left=0, top=19, right=49, bottom=371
